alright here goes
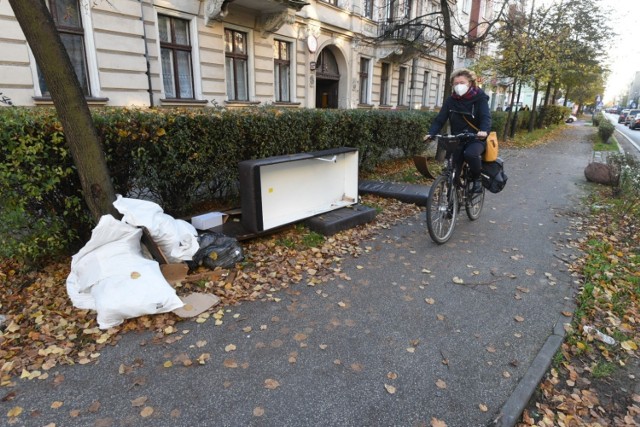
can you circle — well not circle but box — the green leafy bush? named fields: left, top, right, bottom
left=0, top=108, right=90, bottom=265
left=597, top=115, right=615, bottom=143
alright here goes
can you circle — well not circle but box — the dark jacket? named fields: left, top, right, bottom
left=428, top=87, right=491, bottom=136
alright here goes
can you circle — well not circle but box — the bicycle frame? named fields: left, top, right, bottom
left=425, top=133, right=485, bottom=244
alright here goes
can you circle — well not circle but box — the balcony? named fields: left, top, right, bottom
left=204, top=0, right=309, bottom=35
left=375, top=19, right=430, bottom=63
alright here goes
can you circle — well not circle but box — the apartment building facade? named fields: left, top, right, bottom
left=1, top=0, right=477, bottom=111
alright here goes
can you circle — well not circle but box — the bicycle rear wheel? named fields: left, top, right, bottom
left=426, top=175, right=458, bottom=244
left=465, top=180, right=485, bottom=220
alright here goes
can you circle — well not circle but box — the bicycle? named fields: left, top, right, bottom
left=425, top=132, right=485, bottom=244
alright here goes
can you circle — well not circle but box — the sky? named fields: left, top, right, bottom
left=535, top=0, right=639, bottom=105
left=594, top=0, right=640, bottom=104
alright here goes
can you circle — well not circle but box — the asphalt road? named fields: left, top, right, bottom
left=606, top=112, right=640, bottom=159
left=3, top=124, right=596, bottom=427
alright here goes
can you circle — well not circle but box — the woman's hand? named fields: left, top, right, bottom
left=477, top=131, right=488, bottom=139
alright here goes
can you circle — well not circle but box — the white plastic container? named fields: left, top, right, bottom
left=191, top=212, right=225, bottom=230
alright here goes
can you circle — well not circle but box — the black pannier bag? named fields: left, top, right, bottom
left=481, top=158, right=508, bottom=194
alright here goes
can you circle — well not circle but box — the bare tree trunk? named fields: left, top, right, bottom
left=509, top=80, right=523, bottom=138
left=9, top=0, right=118, bottom=222
left=542, top=81, right=550, bottom=106
left=563, top=86, right=570, bottom=107
left=528, top=79, right=539, bottom=132
left=502, top=78, right=518, bottom=141
left=441, top=0, right=454, bottom=99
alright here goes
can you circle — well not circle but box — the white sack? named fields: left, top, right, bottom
left=113, top=195, right=199, bottom=262
left=66, top=215, right=183, bottom=329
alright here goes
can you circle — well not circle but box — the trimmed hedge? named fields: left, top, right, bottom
left=0, top=107, right=435, bottom=263
left=597, top=113, right=615, bottom=143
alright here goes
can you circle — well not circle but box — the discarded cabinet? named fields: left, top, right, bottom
left=239, top=148, right=358, bottom=233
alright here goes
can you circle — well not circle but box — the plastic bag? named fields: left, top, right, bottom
left=189, top=232, right=244, bottom=270
left=66, top=215, right=183, bottom=329
left=113, top=195, right=199, bottom=262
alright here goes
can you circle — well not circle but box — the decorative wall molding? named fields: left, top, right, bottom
left=204, top=0, right=230, bottom=27
left=257, top=9, right=296, bottom=38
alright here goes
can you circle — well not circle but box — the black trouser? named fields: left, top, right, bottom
left=454, top=139, right=485, bottom=180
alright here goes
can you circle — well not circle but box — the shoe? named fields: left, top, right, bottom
left=471, top=180, right=483, bottom=193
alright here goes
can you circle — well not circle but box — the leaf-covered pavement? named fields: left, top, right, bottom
left=0, top=195, right=421, bottom=386
left=518, top=192, right=640, bottom=427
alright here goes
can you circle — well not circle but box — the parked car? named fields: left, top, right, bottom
left=626, top=109, right=640, bottom=126
left=618, top=109, right=631, bottom=123
left=629, top=112, right=640, bottom=130
left=565, top=114, right=577, bottom=123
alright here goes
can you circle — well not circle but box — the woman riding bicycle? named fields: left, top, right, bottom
left=426, top=68, right=491, bottom=193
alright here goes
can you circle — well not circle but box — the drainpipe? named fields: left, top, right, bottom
left=139, top=0, right=154, bottom=107
left=410, top=57, right=417, bottom=110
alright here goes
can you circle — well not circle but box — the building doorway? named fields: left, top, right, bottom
left=315, top=48, right=340, bottom=109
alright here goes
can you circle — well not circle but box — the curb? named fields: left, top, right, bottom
left=495, top=296, right=576, bottom=427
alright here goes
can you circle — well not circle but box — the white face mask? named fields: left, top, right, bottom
left=453, top=83, right=469, bottom=96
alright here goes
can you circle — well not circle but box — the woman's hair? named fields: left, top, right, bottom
left=450, top=68, right=477, bottom=86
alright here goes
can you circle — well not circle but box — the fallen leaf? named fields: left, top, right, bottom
left=431, top=418, right=448, bottom=427
left=7, top=406, right=23, bottom=417
left=479, top=403, right=488, bottom=412
left=387, top=372, right=398, bottom=380
left=131, top=396, right=148, bottom=407
left=425, top=298, right=435, bottom=305
left=561, top=311, right=573, bottom=317
left=514, top=315, right=525, bottom=322
left=436, top=379, right=447, bottom=389
left=452, top=277, right=464, bottom=284
left=163, top=361, right=173, bottom=368
left=225, top=344, right=236, bottom=352
left=88, top=400, right=101, bottom=413
left=253, top=407, right=264, bottom=417
left=264, top=378, right=280, bottom=389
left=140, top=406, right=154, bottom=418
left=51, top=401, right=64, bottom=409
left=621, top=340, right=638, bottom=351
left=384, top=384, right=397, bottom=394
left=223, top=359, right=238, bottom=369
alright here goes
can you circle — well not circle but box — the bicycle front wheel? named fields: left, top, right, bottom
left=465, top=181, right=485, bottom=220
left=426, top=175, right=458, bottom=244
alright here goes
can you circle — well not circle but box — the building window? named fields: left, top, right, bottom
left=386, top=0, right=395, bottom=21
left=274, top=40, right=291, bottom=102
left=422, top=71, right=430, bottom=106
left=359, top=58, right=370, bottom=104
left=225, top=29, right=249, bottom=101
left=403, top=0, right=412, bottom=19
left=319, top=0, right=338, bottom=5
left=364, top=0, right=374, bottom=18
left=462, top=0, right=471, bottom=13
left=435, top=73, right=442, bottom=106
left=39, top=0, right=90, bottom=96
left=159, top=15, right=194, bottom=99
left=380, top=63, right=390, bottom=105
left=398, top=66, right=407, bottom=105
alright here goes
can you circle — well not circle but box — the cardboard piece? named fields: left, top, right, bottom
left=172, top=292, right=220, bottom=318
left=160, top=263, right=189, bottom=285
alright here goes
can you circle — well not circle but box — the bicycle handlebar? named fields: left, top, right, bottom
left=429, top=132, right=477, bottom=140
